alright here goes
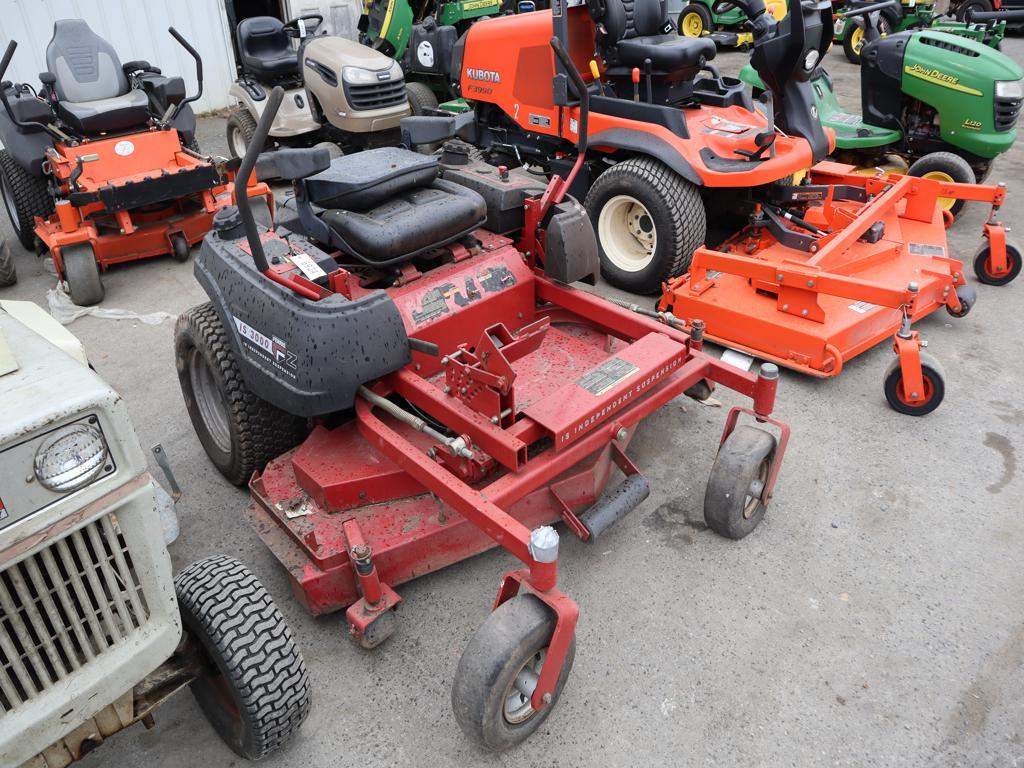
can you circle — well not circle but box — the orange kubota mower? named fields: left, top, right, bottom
left=0, top=20, right=271, bottom=305
left=402, top=0, right=834, bottom=294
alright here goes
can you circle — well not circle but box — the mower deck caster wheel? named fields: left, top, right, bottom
left=62, top=244, right=104, bottom=306
left=883, top=352, right=945, bottom=416
left=973, top=242, right=1020, bottom=286
left=452, top=595, right=575, bottom=752
left=946, top=284, right=976, bottom=318
left=175, top=555, right=312, bottom=759
left=0, top=238, right=16, bottom=287
left=170, top=233, right=191, bottom=262
left=704, top=426, right=777, bottom=539
left=350, top=608, right=398, bottom=649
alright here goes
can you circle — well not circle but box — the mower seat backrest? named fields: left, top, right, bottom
left=46, top=19, right=150, bottom=134
left=302, top=147, right=487, bottom=264
left=237, top=17, right=301, bottom=80
left=596, top=0, right=715, bottom=72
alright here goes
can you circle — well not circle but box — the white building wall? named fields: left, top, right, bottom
left=0, top=0, right=236, bottom=113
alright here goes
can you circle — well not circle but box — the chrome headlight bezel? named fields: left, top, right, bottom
left=33, top=422, right=110, bottom=493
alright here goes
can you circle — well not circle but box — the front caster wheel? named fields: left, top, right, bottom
left=883, top=351, right=945, bottom=416
left=174, top=302, right=308, bottom=485
left=946, top=283, right=976, bottom=318
left=61, top=244, right=104, bottom=306
left=973, top=242, right=1021, bottom=286
left=452, top=595, right=575, bottom=752
left=170, top=233, right=191, bottom=262
left=175, top=555, right=312, bottom=760
left=704, top=425, right=777, bottom=540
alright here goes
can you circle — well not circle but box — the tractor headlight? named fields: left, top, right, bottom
left=804, top=49, right=820, bottom=71
left=995, top=80, right=1023, bottom=100
left=33, top=423, right=109, bottom=493
left=343, top=66, right=389, bottom=85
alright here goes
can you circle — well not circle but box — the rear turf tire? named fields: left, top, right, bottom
left=584, top=157, right=705, bottom=295
left=61, top=244, right=105, bottom=306
left=0, top=150, right=54, bottom=250
left=842, top=16, right=891, bottom=64
left=678, top=4, right=713, bottom=36
left=226, top=105, right=261, bottom=160
left=956, top=0, right=992, bottom=22
left=0, top=238, right=16, bottom=287
left=175, top=555, right=312, bottom=760
left=175, top=302, right=308, bottom=485
left=907, top=152, right=975, bottom=218
left=405, top=81, right=440, bottom=115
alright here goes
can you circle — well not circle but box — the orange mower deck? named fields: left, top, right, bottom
left=659, top=161, right=1013, bottom=414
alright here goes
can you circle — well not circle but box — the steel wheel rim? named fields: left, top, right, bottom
left=229, top=123, right=249, bottom=159
left=598, top=195, right=657, bottom=273
left=895, top=372, right=934, bottom=407
left=921, top=170, right=957, bottom=211
left=0, top=171, right=20, bottom=234
left=682, top=12, right=703, bottom=35
left=743, top=459, right=769, bottom=519
left=503, top=648, right=546, bottom=725
left=189, top=348, right=232, bottom=453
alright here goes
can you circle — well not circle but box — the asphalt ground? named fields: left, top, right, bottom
left=2, top=35, right=1023, bottom=768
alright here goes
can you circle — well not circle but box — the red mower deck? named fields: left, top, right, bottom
left=660, top=162, right=1016, bottom=414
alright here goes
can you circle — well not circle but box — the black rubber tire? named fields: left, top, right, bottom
left=226, top=105, right=261, bottom=160
left=956, top=0, right=992, bottom=22
left=678, top=3, right=713, bottom=36
left=185, top=137, right=202, bottom=153
left=0, top=237, right=15, bottom=287
left=175, top=302, right=308, bottom=485
left=452, top=595, right=575, bottom=752
left=704, top=425, right=777, bottom=540
left=584, top=156, right=706, bottom=295
left=61, top=244, right=105, bottom=306
left=907, top=152, right=975, bottom=218
left=883, top=351, right=945, bottom=416
left=175, top=555, right=312, bottom=760
left=0, top=149, right=54, bottom=250
left=170, top=233, right=191, bottom=262
left=842, top=16, right=891, bottom=65
left=973, top=242, right=1021, bottom=286
left=405, top=81, right=440, bottom=115
left=946, top=283, right=976, bottom=318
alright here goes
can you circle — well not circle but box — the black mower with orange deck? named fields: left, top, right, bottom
left=0, top=20, right=271, bottom=305
left=173, top=81, right=790, bottom=750
left=658, top=163, right=1016, bottom=415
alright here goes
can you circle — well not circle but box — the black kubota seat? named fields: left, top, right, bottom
left=46, top=19, right=151, bottom=134
left=237, top=17, right=301, bottom=80
left=301, top=148, right=487, bottom=265
left=595, top=0, right=716, bottom=71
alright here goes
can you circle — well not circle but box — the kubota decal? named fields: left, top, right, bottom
left=466, top=68, right=501, bottom=83
left=904, top=64, right=983, bottom=96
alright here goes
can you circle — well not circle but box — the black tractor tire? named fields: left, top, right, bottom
left=842, top=16, right=891, bottom=64
left=907, top=152, right=975, bottom=218
left=704, top=425, right=777, bottom=539
left=956, top=0, right=993, bottom=22
left=678, top=3, right=713, bottom=36
left=0, top=150, right=54, bottom=250
left=170, top=233, right=191, bottom=262
left=226, top=105, right=261, bottom=160
left=0, top=238, right=16, bottom=287
left=584, top=156, right=706, bottom=295
left=175, top=302, right=308, bottom=485
left=883, top=351, right=945, bottom=416
left=452, top=595, right=575, bottom=752
left=185, top=137, right=202, bottom=153
left=405, top=81, right=440, bottom=115
left=973, top=241, right=1021, bottom=286
left=61, top=244, right=105, bottom=306
left=175, top=555, right=312, bottom=760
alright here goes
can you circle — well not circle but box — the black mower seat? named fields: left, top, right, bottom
left=46, top=19, right=151, bottom=134
left=306, top=148, right=486, bottom=264
left=616, top=35, right=716, bottom=70
left=237, top=17, right=300, bottom=79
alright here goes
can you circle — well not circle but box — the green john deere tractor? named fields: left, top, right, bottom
left=741, top=0, right=1023, bottom=214
left=834, top=0, right=1007, bottom=63
left=673, top=0, right=787, bottom=49
left=363, top=0, right=537, bottom=114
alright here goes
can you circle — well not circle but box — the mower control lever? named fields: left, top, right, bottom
left=166, top=27, right=203, bottom=124
left=841, top=0, right=898, bottom=18
left=234, top=86, right=284, bottom=274
left=0, top=41, right=65, bottom=141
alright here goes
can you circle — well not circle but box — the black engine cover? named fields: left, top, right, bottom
left=860, top=33, right=910, bottom=133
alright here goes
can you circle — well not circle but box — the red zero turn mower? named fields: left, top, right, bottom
left=0, top=21, right=271, bottom=305
left=174, top=78, right=790, bottom=750
left=659, top=163, right=1017, bottom=415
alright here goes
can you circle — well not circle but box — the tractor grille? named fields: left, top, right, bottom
left=344, top=77, right=407, bottom=111
left=0, top=515, right=150, bottom=714
left=995, top=95, right=1022, bottom=132
left=919, top=36, right=980, bottom=57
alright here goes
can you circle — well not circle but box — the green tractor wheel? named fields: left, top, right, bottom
left=678, top=3, right=712, bottom=36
